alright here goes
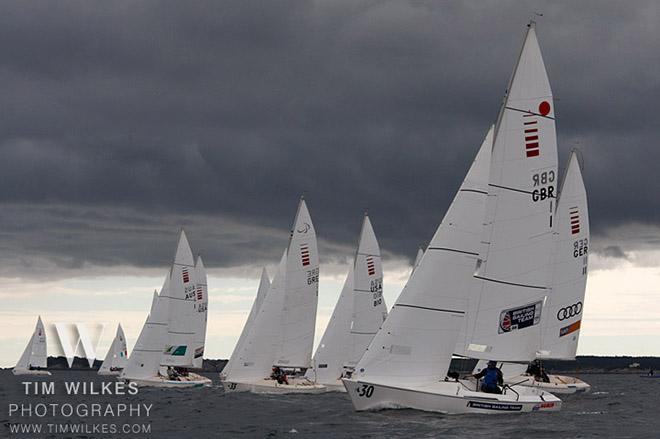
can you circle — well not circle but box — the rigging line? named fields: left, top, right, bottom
left=504, top=106, right=556, bottom=120
left=474, top=275, right=547, bottom=290
left=395, top=303, right=465, bottom=315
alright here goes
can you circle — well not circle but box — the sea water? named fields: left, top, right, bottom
left=1, top=371, right=657, bottom=438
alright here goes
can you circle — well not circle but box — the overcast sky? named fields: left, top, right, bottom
left=2, top=1, right=659, bottom=363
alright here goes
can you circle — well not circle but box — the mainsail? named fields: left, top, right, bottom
left=192, top=256, right=209, bottom=369
left=412, top=247, right=424, bottom=275
left=274, top=198, right=319, bottom=367
left=354, top=128, right=492, bottom=387
left=221, top=267, right=270, bottom=378
left=309, top=214, right=387, bottom=383
left=465, top=23, right=558, bottom=362
left=15, top=316, right=48, bottom=370
left=98, top=324, right=128, bottom=373
left=162, top=231, right=197, bottom=367
left=539, top=152, right=589, bottom=359
left=226, top=198, right=319, bottom=381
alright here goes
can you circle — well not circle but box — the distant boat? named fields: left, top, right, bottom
left=221, top=198, right=325, bottom=393
left=121, top=231, right=211, bottom=388
left=98, top=324, right=128, bottom=376
left=345, top=22, right=564, bottom=414
left=306, top=214, right=387, bottom=391
left=13, top=316, right=50, bottom=376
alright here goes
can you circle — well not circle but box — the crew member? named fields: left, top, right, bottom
left=473, top=361, right=503, bottom=394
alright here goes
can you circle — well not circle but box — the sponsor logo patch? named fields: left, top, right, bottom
left=467, top=401, right=523, bottom=411
left=499, top=301, right=542, bottom=334
left=559, top=320, right=581, bottom=337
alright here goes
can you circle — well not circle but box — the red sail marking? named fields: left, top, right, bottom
left=366, top=256, right=376, bottom=276
left=182, top=268, right=190, bottom=283
left=539, top=101, right=551, bottom=116
left=301, top=244, right=310, bottom=266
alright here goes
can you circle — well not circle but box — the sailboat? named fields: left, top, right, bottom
left=477, top=151, right=591, bottom=394
left=305, top=214, right=388, bottom=391
left=13, top=316, right=50, bottom=376
left=98, top=324, right=128, bottom=376
left=344, top=22, right=562, bottom=414
left=221, top=198, right=325, bottom=393
left=121, top=231, right=211, bottom=388
left=220, top=267, right=270, bottom=380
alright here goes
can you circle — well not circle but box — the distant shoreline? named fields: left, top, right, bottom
left=3, top=355, right=660, bottom=374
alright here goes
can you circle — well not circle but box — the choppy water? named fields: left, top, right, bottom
left=1, top=371, right=658, bottom=438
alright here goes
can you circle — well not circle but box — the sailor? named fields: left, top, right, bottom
left=473, top=361, right=503, bottom=394
left=271, top=366, right=289, bottom=385
left=526, top=359, right=550, bottom=383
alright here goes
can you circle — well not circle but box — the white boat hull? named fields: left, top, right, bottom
left=221, top=377, right=326, bottom=394
left=124, top=372, right=211, bottom=388
left=98, top=370, right=123, bottom=376
left=319, top=379, right=347, bottom=393
left=12, top=368, right=51, bottom=376
left=343, top=378, right=561, bottom=414
left=506, top=374, right=591, bottom=395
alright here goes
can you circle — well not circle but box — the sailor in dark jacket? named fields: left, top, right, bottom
left=473, top=360, right=504, bottom=394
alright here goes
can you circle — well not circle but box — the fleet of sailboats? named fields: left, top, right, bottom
left=11, top=21, right=594, bottom=416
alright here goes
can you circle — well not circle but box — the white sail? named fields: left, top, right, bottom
left=99, top=324, right=128, bottom=374
left=307, top=268, right=354, bottom=383
left=161, top=230, right=197, bottom=367
left=347, top=214, right=387, bottom=368
left=192, top=256, right=209, bottom=369
left=15, top=316, right=48, bottom=370
left=123, top=287, right=169, bottom=380
left=539, top=152, right=589, bottom=360
left=354, top=128, right=492, bottom=387
left=225, top=250, right=288, bottom=382
left=274, top=198, right=319, bottom=368
left=222, top=267, right=270, bottom=378
left=465, top=23, right=558, bottom=362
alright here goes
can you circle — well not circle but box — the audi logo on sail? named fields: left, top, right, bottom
left=556, top=302, right=582, bottom=321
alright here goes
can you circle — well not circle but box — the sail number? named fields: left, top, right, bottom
left=371, top=278, right=383, bottom=307
left=357, top=384, right=374, bottom=398
left=573, top=238, right=588, bottom=258
left=307, top=268, right=319, bottom=285
left=531, top=171, right=555, bottom=202
left=226, top=383, right=237, bottom=390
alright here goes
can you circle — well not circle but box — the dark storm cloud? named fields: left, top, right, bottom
left=599, top=245, right=630, bottom=260
left=0, top=1, right=658, bottom=275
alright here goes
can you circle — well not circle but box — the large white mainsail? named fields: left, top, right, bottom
left=274, top=198, right=320, bottom=368
left=353, top=127, right=492, bottom=387
left=98, top=324, right=128, bottom=375
left=223, top=199, right=324, bottom=393
left=539, top=151, right=589, bottom=359
left=464, top=22, right=558, bottom=362
left=192, top=256, right=209, bottom=369
left=308, top=214, right=387, bottom=386
left=347, top=215, right=387, bottom=369
left=161, top=231, right=197, bottom=367
left=14, top=316, right=48, bottom=372
left=221, top=267, right=270, bottom=379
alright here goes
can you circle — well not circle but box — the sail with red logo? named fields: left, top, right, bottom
left=464, top=21, right=558, bottom=363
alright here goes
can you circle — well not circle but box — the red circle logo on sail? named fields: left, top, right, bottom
left=539, top=101, right=551, bottom=116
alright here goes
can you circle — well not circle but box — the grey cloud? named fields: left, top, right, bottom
left=0, top=1, right=658, bottom=276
